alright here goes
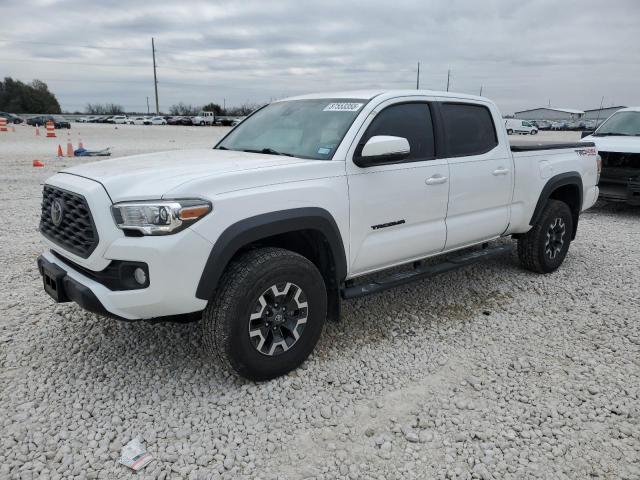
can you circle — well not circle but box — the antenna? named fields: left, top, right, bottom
left=446, top=69, right=451, bottom=92
left=416, top=62, right=420, bottom=90
left=595, top=96, right=605, bottom=126
left=479, top=85, right=483, bottom=96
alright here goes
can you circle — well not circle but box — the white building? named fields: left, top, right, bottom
left=514, top=107, right=584, bottom=121
left=583, top=106, right=626, bottom=121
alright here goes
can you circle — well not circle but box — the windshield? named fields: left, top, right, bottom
left=595, top=111, right=640, bottom=136
left=216, top=98, right=367, bottom=159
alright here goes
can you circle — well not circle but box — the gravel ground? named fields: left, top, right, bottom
left=1, top=124, right=639, bottom=479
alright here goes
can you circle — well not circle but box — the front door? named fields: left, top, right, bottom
left=346, top=100, right=449, bottom=276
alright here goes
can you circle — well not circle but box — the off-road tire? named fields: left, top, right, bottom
left=507, top=129, right=513, bottom=135
left=202, top=247, right=327, bottom=381
left=517, top=199, right=573, bottom=273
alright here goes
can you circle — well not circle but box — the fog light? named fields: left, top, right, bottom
left=133, top=267, right=147, bottom=285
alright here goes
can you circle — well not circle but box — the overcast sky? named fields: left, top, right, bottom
left=1, top=0, right=638, bottom=114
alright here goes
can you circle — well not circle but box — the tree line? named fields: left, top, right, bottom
left=85, top=101, right=262, bottom=116
left=0, top=77, right=61, bottom=114
left=0, top=76, right=262, bottom=116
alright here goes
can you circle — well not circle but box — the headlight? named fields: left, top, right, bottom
left=111, top=199, right=212, bottom=235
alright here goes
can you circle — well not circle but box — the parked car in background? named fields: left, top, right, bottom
left=535, top=120, right=551, bottom=130
left=36, top=90, right=600, bottom=380
left=180, top=117, right=194, bottom=126
left=550, top=121, right=568, bottom=131
left=581, top=107, right=640, bottom=206
left=505, top=119, right=538, bottom=135
left=27, top=115, right=70, bottom=128
left=149, top=116, right=167, bottom=125
left=192, top=111, right=215, bottom=126
left=0, top=112, right=24, bottom=124
left=26, top=115, right=46, bottom=126
left=128, top=117, right=147, bottom=125
left=111, top=115, right=128, bottom=124
left=167, top=116, right=184, bottom=125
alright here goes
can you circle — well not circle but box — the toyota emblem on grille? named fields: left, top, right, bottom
left=50, top=199, right=64, bottom=226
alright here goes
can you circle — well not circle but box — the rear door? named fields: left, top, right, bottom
left=346, top=99, right=449, bottom=275
left=437, top=101, right=514, bottom=250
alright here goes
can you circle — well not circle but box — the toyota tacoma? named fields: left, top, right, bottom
left=37, top=90, right=600, bottom=380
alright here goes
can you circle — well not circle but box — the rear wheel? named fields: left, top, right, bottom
left=531, top=129, right=538, bottom=135
left=507, top=129, right=513, bottom=135
left=517, top=199, right=573, bottom=273
left=202, top=247, right=327, bottom=380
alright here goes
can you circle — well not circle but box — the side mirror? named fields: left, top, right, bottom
left=354, top=135, right=410, bottom=167
left=581, top=130, right=594, bottom=139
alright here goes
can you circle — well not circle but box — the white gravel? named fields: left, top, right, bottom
left=1, top=124, right=639, bottom=479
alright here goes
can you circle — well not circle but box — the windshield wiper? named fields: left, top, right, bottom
left=216, top=146, right=228, bottom=150
left=593, top=133, right=632, bottom=137
left=242, top=148, right=294, bottom=157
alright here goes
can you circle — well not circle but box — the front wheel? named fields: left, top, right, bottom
left=517, top=199, right=573, bottom=273
left=531, top=129, right=538, bottom=135
left=507, top=129, right=513, bottom=135
left=202, top=247, right=327, bottom=380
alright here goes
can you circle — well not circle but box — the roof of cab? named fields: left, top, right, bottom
left=279, top=89, right=490, bottom=103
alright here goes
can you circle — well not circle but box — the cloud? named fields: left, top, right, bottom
left=1, top=0, right=638, bottom=112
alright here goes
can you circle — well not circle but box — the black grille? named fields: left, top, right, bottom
left=40, top=185, right=99, bottom=258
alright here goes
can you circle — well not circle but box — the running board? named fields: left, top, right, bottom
left=341, top=244, right=513, bottom=299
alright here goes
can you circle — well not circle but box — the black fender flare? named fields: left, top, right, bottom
left=195, top=207, right=347, bottom=301
left=530, top=172, right=583, bottom=238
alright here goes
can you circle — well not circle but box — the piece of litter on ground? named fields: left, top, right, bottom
left=119, top=438, right=153, bottom=471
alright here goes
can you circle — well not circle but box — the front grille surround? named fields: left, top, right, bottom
left=40, top=185, right=99, bottom=258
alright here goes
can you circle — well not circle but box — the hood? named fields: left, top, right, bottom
left=61, top=149, right=308, bottom=201
left=581, top=135, right=640, bottom=154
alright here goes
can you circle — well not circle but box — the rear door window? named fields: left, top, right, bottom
left=440, top=103, right=498, bottom=157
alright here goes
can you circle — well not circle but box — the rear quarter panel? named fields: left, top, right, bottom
left=506, top=146, right=599, bottom=234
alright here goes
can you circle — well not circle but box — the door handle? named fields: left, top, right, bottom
left=425, top=175, right=448, bottom=185
left=492, top=167, right=510, bottom=176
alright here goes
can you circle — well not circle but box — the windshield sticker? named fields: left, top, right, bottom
left=323, top=102, right=363, bottom=112
left=317, top=146, right=332, bottom=155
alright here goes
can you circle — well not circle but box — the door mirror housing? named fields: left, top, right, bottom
left=354, top=135, right=411, bottom=167
left=581, top=130, right=595, bottom=138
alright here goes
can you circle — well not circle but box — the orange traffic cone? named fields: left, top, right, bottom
left=35, top=125, right=41, bottom=136
left=33, top=160, right=44, bottom=167
left=57, top=145, right=63, bottom=158
left=66, top=133, right=74, bottom=157
left=0, top=117, right=7, bottom=132
left=46, top=121, right=56, bottom=138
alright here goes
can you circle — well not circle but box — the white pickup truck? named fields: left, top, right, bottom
left=37, top=90, right=600, bottom=380
left=581, top=107, right=640, bottom=205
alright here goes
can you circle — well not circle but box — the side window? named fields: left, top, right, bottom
left=440, top=103, right=498, bottom=157
left=523, top=121, right=531, bottom=127
left=357, top=103, right=435, bottom=163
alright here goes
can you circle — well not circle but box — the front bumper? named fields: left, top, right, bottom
left=37, top=255, right=119, bottom=319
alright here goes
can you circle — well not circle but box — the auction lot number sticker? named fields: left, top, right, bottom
left=323, top=103, right=363, bottom=112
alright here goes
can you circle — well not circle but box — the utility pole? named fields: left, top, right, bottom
left=446, top=69, right=451, bottom=92
left=146, top=96, right=150, bottom=115
left=223, top=98, right=226, bottom=113
left=152, top=37, right=159, bottom=115
left=416, top=62, right=420, bottom=90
